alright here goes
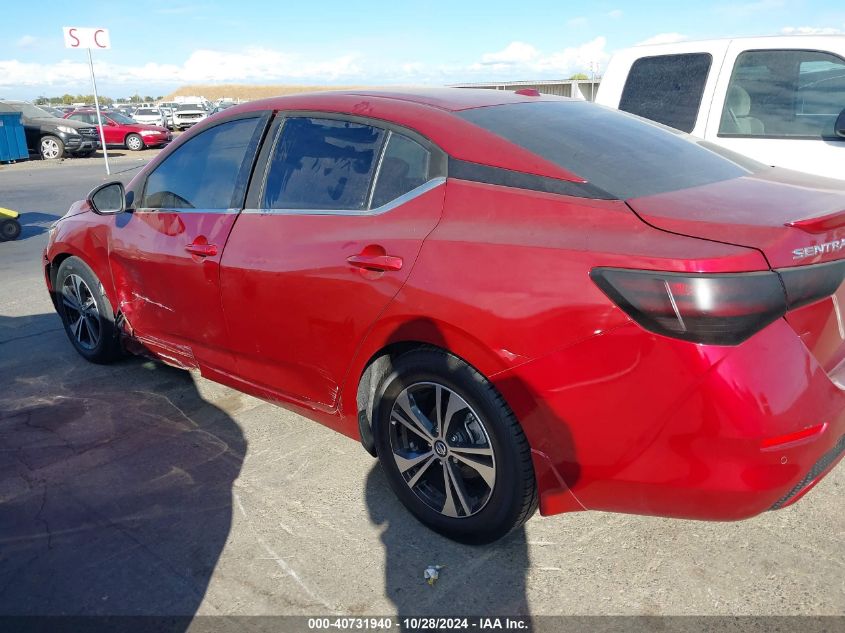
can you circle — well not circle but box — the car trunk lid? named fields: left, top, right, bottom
left=627, top=168, right=845, bottom=269
left=627, top=168, right=845, bottom=373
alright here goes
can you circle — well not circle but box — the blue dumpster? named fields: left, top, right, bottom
left=0, top=112, right=29, bottom=162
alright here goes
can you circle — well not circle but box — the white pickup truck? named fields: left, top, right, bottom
left=595, top=35, right=845, bottom=179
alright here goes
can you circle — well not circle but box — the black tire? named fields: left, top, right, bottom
left=373, top=348, right=537, bottom=544
left=125, top=134, right=145, bottom=151
left=55, top=256, right=122, bottom=364
left=40, top=135, right=65, bottom=160
left=0, top=219, right=21, bottom=241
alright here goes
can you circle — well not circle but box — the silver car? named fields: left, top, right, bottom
left=131, top=107, right=167, bottom=128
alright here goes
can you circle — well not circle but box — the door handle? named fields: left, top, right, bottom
left=185, top=242, right=218, bottom=257
left=346, top=254, right=403, bottom=272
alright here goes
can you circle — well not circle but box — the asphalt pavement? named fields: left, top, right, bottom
left=0, top=158, right=843, bottom=622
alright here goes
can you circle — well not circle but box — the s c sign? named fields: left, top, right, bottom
left=63, top=27, right=111, bottom=49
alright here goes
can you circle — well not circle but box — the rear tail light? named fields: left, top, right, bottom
left=777, top=259, right=845, bottom=310
left=590, top=268, right=787, bottom=345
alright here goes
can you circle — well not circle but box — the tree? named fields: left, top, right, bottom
left=568, top=73, right=589, bottom=80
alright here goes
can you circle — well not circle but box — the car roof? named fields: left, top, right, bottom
left=618, top=33, right=845, bottom=56
left=243, top=87, right=566, bottom=113
left=162, top=88, right=585, bottom=183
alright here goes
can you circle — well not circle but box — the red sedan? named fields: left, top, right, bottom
left=64, top=109, right=171, bottom=150
left=44, top=89, right=845, bottom=543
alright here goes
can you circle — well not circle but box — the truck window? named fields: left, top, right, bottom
left=719, top=49, right=845, bottom=140
left=619, top=53, right=712, bottom=133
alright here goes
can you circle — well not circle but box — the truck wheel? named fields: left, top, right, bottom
left=40, top=135, right=65, bottom=160
left=0, top=219, right=21, bottom=241
left=125, top=134, right=145, bottom=151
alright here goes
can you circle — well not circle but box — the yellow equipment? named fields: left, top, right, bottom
left=0, top=207, right=21, bottom=241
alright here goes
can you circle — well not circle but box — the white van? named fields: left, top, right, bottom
left=595, top=35, right=845, bottom=179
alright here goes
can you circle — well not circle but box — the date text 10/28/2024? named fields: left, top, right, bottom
left=307, top=618, right=530, bottom=630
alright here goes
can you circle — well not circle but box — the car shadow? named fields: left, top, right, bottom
left=14, top=212, right=59, bottom=241
left=365, top=466, right=531, bottom=620
left=361, top=316, right=580, bottom=622
left=0, top=312, right=246, bottom=626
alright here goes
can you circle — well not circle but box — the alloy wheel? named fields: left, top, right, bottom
left=61, top=273, right=101, bottom=350
left=389, top=382, right=496, bottom=518
left=41, top=138, right=60, bottom=159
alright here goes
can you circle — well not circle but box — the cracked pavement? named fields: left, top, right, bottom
left=0, top=161, right=843, bottom=618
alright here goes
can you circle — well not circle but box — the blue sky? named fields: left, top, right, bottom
left=2, top=0, right=844, bottom=99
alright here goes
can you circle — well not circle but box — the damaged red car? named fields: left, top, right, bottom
left=44, top=89, right=845, bottom=543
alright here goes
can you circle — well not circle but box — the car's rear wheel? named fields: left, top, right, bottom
left=0, top=219, right=21, bottom=241
left=373, top=348, right=537, bottom=544
left=55, top=256, right=122, bottom=364
left=40, top=135, right=64, bottom=160
left=125, top=134, right=145, bottom=151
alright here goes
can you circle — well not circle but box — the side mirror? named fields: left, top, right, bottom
left=836, top=109, right=845, bottom=139
left=88, top=181, right=126, bottom=215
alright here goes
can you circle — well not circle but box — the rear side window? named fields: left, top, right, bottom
left=719, top=49, right=845, bottom=139
left=459, top=101, right=757, bottom=200
left=263, top=117, right=385, bottom=210
left=619, top=53, right=712, bottom=133
left=142, top=116, right=262, bottom=210
left=370, top=132, right=431, bottom=208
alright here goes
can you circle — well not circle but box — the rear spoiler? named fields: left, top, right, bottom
left=786, top=209, right=845, bottom=234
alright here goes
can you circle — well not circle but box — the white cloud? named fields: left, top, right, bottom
left=0, top=38, right=610, bottom=97
left=470, top=37, right=608, bottom=77
left=567, top=16, right=588, bottom=28
left=636, top=33, right=688, bottom=46
left=0, top=47, right=363, bottom=91
left=16, top=35, right=37, bottom=48
left=781, top=26, right=842, bottom=35
left=480, top=41, right=540, bottom=65
left=608, top=9, right=623, bottom=19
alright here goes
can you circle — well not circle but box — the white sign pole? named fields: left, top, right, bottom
left=87, top=47, right=110, bottom=175
left=63, top=27, right=112, bottom=175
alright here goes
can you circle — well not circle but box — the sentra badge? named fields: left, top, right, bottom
left=793, top=239, right=845, bottom=260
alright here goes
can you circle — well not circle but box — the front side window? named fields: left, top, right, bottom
left=142, top=116, right=262, bottom=210
left=719, top=49, right=845, bottom=139
left=263, top=117, right=385, bottom=210
left=619, top=53, right=712, bottom=133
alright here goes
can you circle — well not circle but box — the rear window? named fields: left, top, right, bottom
left=458, top=101, right=759, bottom=199
left=619, top=53, right=712, bottom=133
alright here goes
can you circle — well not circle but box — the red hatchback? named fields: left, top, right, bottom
left=64, top=109, right=171, bottom=151
left=44, top=89, right=845, bottom=543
